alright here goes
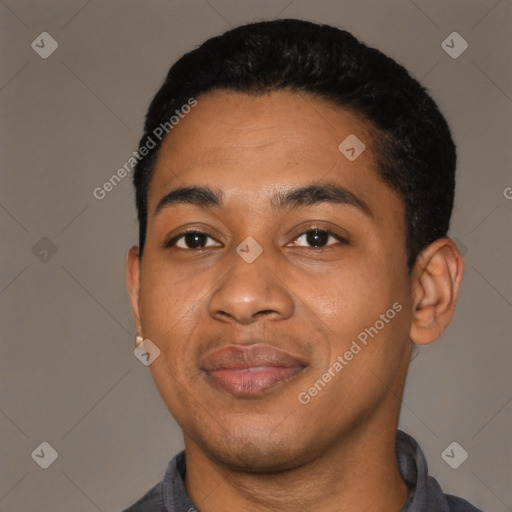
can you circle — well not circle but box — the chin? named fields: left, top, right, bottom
left=208, top=443, right=303, bottom=473
left=194, top=423, right=314, bottom=473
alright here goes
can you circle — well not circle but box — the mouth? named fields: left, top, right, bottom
left=201, top=344, right=307, bottom=397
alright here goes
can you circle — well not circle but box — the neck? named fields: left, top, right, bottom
left=184, top=396, right=410, bottom=512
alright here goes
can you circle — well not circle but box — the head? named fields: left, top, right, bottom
left=134, top=19, right=456, bottom=270
left=127, top=19, right=464, bottom=472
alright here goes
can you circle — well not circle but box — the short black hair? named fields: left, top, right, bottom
left=133, top=18, right=456, bottom=269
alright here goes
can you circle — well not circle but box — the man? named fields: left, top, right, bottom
left=124, top=18, right=483, bottom=512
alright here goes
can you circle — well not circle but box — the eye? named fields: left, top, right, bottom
left=167, top=231, right=220, bottom=250
left=291, top=228, right=347, bottom=248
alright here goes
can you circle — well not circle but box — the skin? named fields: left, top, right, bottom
left=126, top=90, right=464, bottom=511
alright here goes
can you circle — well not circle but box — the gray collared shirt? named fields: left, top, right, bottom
left=122, top=430, right=483, bottom=511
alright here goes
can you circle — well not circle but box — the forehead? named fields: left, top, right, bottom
left=147, top=90, right=397, bottom=217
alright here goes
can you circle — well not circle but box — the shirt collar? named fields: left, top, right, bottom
left=396, top=429, right=450, bottom=511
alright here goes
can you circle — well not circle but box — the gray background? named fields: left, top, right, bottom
left=1, top=0, right=511, bottom=511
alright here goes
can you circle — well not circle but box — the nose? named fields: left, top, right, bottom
left=208, top=249, right=294, bottom=325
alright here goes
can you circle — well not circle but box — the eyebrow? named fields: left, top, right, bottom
left=154, top=183, right=373, bottom=217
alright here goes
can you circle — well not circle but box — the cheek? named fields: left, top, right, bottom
left=311, top=259, right=408, bottom=355
left=139, top=264, right=206, bottom=412
left=305, top=265, right=378, bottom=330
left=139, top=260, right=204, bottom=351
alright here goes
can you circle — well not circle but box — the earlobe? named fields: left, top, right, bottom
left=409, top=238, right=465, bottom=345
left=126, top=246, right=142, bottom=334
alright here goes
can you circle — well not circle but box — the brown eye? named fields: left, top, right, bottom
left=168, top=231, right=220, bottom=249
left=292, top=229, right=346, bottom=248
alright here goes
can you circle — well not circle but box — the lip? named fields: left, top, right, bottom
left=201, top=344, right=307, bottom=397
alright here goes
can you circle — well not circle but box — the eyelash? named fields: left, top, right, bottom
left=165, top=227, right=348, bottom=250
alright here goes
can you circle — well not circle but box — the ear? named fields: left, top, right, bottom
left=409, top=238, right=465, bottom=345
left=126, top=246, right=142, bottom=335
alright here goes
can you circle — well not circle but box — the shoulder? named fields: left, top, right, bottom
left=445, top=494, right=485, bottom=512
left=119, top=450, right=193, bottom=512
left=121, top=481, right=164, bottom=512
left=396, top=430, right=485, bottom=512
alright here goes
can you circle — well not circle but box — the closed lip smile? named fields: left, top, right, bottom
left=201, top=344, right=307, bottom=397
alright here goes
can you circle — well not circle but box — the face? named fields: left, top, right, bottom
left=129, top=90, right=415, bottom=472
